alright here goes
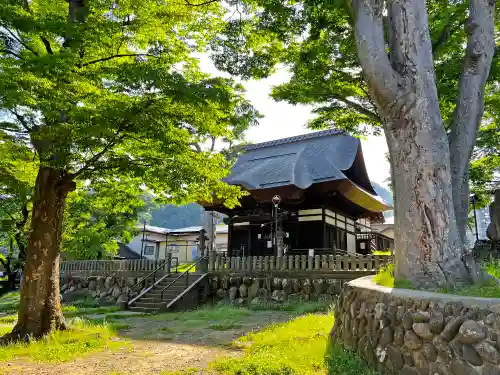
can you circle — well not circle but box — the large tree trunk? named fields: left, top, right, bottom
left=352, top=0, right=476, bottom=287
left=449, top=0, right=496, bottom=246
left=5, top=167, right=75, bottom=340
left=385, top=117, right=470, bottom=288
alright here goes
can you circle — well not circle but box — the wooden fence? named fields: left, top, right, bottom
left=59, top=254, right=392, bottom=278
left=60, top=259, right=169, bottom=276
left=208, top=254, right=392, bottom=274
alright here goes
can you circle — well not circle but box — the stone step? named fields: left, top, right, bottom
left=128, top=306, right=160, bottom=313
left=135, top=295, right=176, bottom=302
left=145, top=292, right=183, bottom=299
left=137, top=295, right=178, bottom=303
left=150, top=284, right=193, bottom=291
left=132, top=300, right=167, bottom=307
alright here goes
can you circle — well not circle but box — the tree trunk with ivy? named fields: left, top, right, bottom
left=352, top=0, right=496, bottom=287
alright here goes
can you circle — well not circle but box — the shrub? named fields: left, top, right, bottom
left=373, top=264, right=395, bottom=287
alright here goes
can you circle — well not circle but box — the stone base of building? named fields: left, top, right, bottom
left=208, top=275, right=343, bottom=306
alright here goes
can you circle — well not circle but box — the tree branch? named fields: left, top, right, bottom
left=70, top=100, right=155, bottom=178
left=40, top=36, right=53, bottom=55
left=449, top=0, right=496, bottom=242
left=0, top=49, right=23, bottom=59
left=190, top=142, right=202, bottom=153
left=432, top=18, right=467, bottom=56
left=184, top=0, right=218, bottom=6
left=351, top=0, right=400, bottom=107
left=7, top=109, right=32, bottom=132
left=3, top=27, right=38, bottom=56
left=331, top=95, right=381, bottom=123
left=80, top=54, right=159, bottom=67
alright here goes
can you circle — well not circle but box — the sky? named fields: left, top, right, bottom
left=198, top=55, right=391, bottom=187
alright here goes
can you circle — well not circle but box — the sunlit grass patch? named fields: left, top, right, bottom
left=0, top=318, right=127, bottom=363
left=211, top=313, right=334, bottom=375
left=64, top=306, right=120, bottom=318
left=172, top=263, right=197, bottom=273
left=0, top=315, right=17, bottom=324
left=149, top=306, right=250, bottom=322
left=372, top=250, right=392, bottom=256
left=0, top=325, right=11, bottom=336
left=373, top=264, right=412, bottom=289
left=248, top=299, right=332, bottom=314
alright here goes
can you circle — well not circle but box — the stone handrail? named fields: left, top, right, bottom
left=208, top=253, right=392, bottom=273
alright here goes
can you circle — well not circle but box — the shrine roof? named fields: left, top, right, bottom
left=224, top=129, right=391, bottom=214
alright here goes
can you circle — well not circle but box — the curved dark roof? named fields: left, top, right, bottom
left=226, top=129, right=391, bottom=213
left=228, top=130, right=357, bottom=189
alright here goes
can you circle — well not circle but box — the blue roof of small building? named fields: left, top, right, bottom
left=227, top=129, right=363, bottom=190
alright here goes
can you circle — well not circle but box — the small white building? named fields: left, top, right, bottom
left=126, top=225, right=169, bottom=260
left=124, top=224, right=228, bottom=263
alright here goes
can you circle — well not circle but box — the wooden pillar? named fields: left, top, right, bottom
left=322, top=206, right=327, bottom=250
left=247, top=224, right=251, bottom=257
left=227, top=219, right=233, bottom=258
left=198, top=229, right=208, bottom=272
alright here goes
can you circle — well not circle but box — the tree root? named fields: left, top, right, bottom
left=0, top=330, right=31, bottom=346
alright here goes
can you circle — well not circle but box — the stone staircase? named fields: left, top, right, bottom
left=128, top=273, right=203, bottom=313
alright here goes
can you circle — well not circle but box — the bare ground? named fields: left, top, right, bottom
left=0, top=310, right=293, bottom=375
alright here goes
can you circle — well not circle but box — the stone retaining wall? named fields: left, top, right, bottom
left=333, top=276, right=500, bottom=375
left=209, top=275, right=343, bottom=305
left=60, top=275, right=143, bottom=306
left=61, top=274, right=345, bottom=307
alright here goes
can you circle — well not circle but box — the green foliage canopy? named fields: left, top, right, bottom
left=210, top=0, right=499, bottom=200
left=0, top=0, right=259, bottom=212
left=61, top=180, right=148, bottom=260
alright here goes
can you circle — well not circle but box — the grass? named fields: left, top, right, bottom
left=211, top=313, right=375, bottom=375
left=0, top=291, right=20, bottom=314
left=0, top=318, right=128, bottom=363
left=211, top=314, right=334, bottom=375
left=0, top=300, right=376, bottom=375
left=172, top=263, right=197, bottom=273
left=373, top=260, right=500, bottom=298
left=373, top=264, right=414, bottom=289
left=371, top=250, right=392, bottom=256
left=438, top=261, right=500, bottom=297
left=326, top=342, right=378, bottom=375
left=247, top=300, right=332, bottom=314
left=0, top=315, right=17, bottom=324
left=209, top=322, right=243, bottom=331
left=149, top=305, right=251, bottom=323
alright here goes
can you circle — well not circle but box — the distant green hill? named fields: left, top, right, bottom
left=149, top=203, right=204, bottom=229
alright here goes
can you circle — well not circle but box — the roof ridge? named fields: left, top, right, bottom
left=244, top=128, right=346, bottom=151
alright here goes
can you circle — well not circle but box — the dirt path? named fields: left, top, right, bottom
left=2, top=339, right=238, bottom=375
left=1, top=311, right=293, bottom=375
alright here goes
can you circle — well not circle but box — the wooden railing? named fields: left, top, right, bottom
left=59, top=254, right=392, bottom=277
left=208, top=253, right=392, bottom=273
left=60, top=259, right=170, bottom=276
